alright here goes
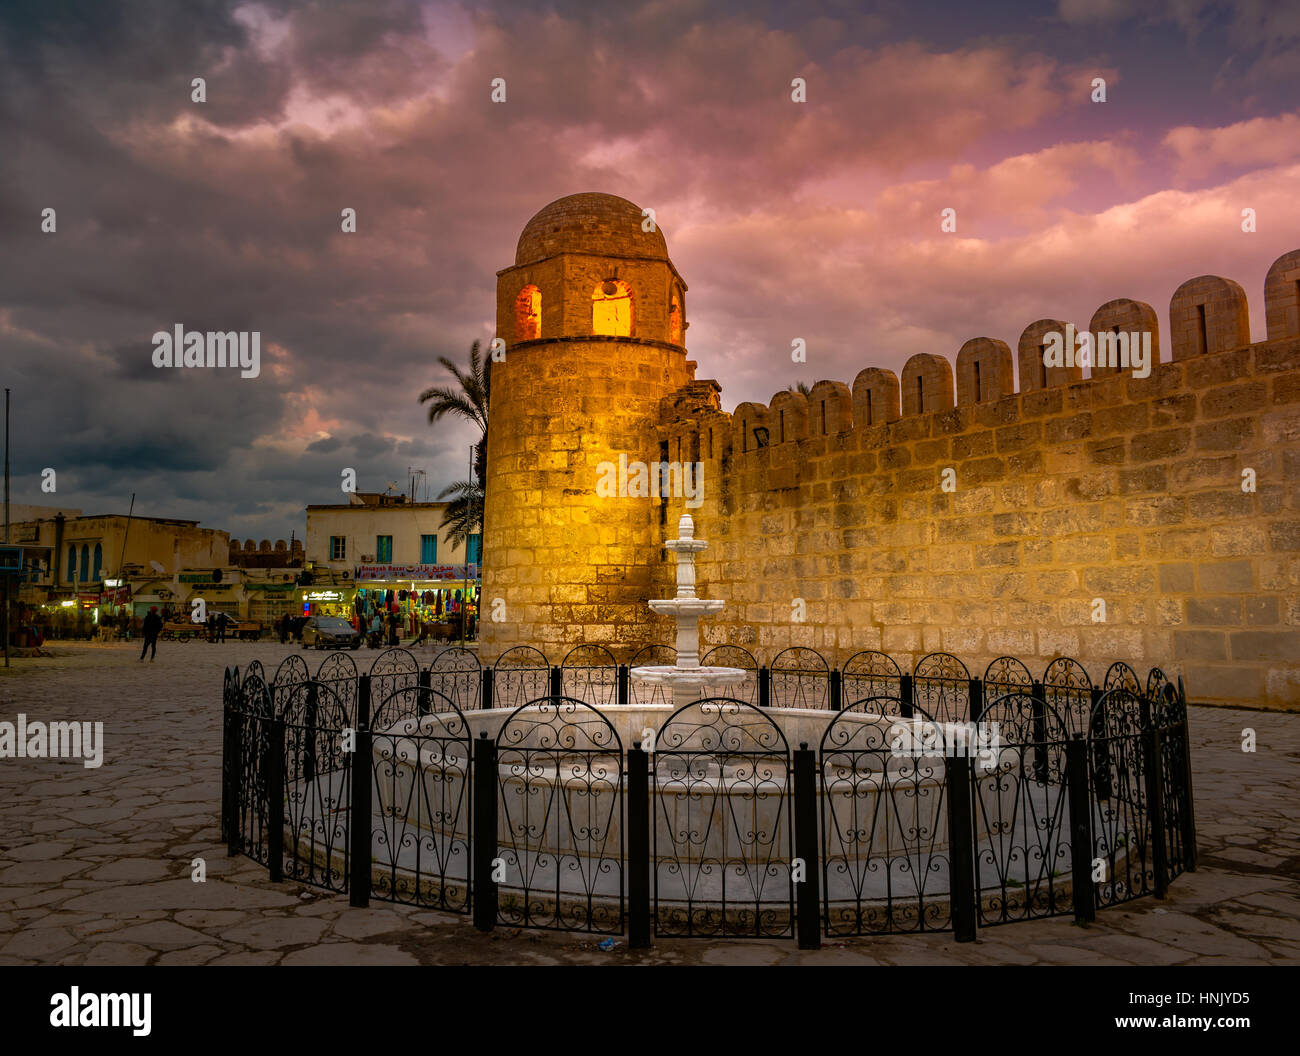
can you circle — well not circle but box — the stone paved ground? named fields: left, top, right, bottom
left=1, top=641, right=1297, bottom=966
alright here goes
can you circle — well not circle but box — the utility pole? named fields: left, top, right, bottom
left=3, top=388, right=9, bottom=667
left=460, top=444, right=471, bottom=647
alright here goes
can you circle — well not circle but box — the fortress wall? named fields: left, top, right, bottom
left=656, top=252, right=1300, bottom=707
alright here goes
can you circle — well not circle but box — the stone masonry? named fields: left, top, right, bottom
left=657, top=249, right=1300, bottom=709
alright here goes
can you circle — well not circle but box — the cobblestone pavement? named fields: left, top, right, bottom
left=1, top=642, right=1297, bottom=966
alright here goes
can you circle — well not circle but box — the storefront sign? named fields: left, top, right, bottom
left=354, top=564, right=479, bottom=582
left=246, top=582, right=295, bottom=591
left=303, top=590, right=345, bottom=602
left=99, top=585, right=132, bottom=605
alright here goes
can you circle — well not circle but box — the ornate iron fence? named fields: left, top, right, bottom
left=222, top=649, right=1197, bottom=948
left=652, top=699, right=793, bottom=938
left=494, top=696, right=624, bottom=932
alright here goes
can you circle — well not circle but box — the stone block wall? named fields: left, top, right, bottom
left=654, top=251, right=1300, bottom=708
left=480, top=335, right=695, bottom=659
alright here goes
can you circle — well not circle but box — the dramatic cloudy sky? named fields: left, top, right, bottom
left=2, top=0, right=1297, bottom=541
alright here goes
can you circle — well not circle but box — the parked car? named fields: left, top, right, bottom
left=301, top=615, right=361, bottom=650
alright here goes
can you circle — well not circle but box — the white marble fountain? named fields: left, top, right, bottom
left=629, top=513, right=751, bottom=707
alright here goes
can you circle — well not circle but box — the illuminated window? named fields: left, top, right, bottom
left=592, top=279, right=633, bottom=337
left=515, top=285, right=541, bottom=340
left=668, top=291, right=683, bottom=343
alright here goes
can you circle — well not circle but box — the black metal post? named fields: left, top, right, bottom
left=793, top=744, right=822, bottom=949
left=481, top=665, right=494, bottom=711
left=829, top=669, right=842, bottom=712
left=1178, top=677, right=1197, bottom=871
left=627, top=743, right=650, bottom=949
left=473, top=732, right=499, bottom=932
left=1065, top=734, right=1095, bottom=923
left=549, top=664, right=562, bottom=699
left=417, top=668, right=431, bottom=718
left=618, top=664, right=629, bottom=708
left=758, top=666, right=770, bottom=709
left=226, top=707, right=241, bottom=857
left=945, top=754, right=977, bottom=942
left=1144, top=725, right=1169, bottom=899
left=348, top=675, right=372, bottom=908
left=266, top=716, right=285, bottom=883
left=900, top=673, right=914, bottom=719
left=220, top=693, right=231, bottom=845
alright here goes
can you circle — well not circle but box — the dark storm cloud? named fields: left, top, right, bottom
left=1, top=0, right=1296, bottom=541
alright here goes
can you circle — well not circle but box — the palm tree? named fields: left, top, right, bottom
left=419, top=342, right=490, bottom=551
left=788, top=381, right=812, bottom=395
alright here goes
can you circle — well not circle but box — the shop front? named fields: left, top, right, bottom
left=297, top=585, right=358, bottom=621
left=353, top=563, right=480, bottom=640
left=246, top=580, right=298, bottom=628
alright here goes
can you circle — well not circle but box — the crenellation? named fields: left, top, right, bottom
left=901, top=353, right=955, bottom=414
left=1169, top=275, right=1250, bottom=359
left=1264, top=248, right=1300, bottom=341
left=1088, top=298, right=1162, bottom=378
left=956, top=337, right=1015, bottom=405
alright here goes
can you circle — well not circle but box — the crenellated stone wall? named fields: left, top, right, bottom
left=652, top=249, right=1300, bottom=709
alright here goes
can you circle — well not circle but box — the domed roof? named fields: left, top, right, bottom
left=515, top=192, right=669, bottom=266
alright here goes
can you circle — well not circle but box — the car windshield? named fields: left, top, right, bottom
left=317, top=618, right=353, bottom=632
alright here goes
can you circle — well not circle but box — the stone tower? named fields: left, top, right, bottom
left=480, top=192, right=696, bottom=660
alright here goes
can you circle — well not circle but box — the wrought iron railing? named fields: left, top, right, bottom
left=221, top=647, right=1197, bottom=948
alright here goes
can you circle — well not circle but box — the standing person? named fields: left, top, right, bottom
left=216, top=611, right=228, bottom=643
left=279, top=612, right=290, bottom=644
left=140, top=606, right=162, bottom=662
left=387, top=610, right=399, bottom=647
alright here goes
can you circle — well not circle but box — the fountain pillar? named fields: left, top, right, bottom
left=629, top=513, right=749, bottom=708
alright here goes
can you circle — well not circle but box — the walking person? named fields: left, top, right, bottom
left=140, top=606, right=162, bottom=662
left=387, top=610, right=399, bottom=647
left=279, top=612, right=290, bottom=644
left=216, top=611, right=228, bottom=643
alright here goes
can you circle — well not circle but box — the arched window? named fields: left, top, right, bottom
left=80, top=544, right=90, bottom=582
left=592, top=279, right=633, bottom=337
left=668, top=290, right=683, bottom=344
left=67, top=545, right=76, bottom=582
left=93, top=543, right=103, bottom=581
left=515, top=285, right=541, bottom=340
